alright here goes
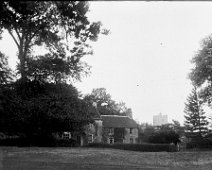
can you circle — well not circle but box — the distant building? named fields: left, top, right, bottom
left=153, top=113, right=168, bottom=126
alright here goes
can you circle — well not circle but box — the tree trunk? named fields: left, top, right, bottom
left=18, top=45, right=27, bottom=81
left=18, top=36, right=27, bottom=81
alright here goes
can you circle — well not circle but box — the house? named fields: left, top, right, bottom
left=100, top=115, right=139, bottom=144
left=61, top=103, right=139, bottom=146
left=85, top=103, right=138, bottom=145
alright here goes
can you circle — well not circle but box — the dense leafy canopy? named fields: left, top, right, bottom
left=0, top=1, right=107, bottom=146
left=0, top=1, right=105, bottom=82
left=0, top=81, right=92, bottom=138
left=190, top=35, right=212, bottom=105
left=84, top=88, right=133, bottom=117
left=138, top=123, right=181, bottom=144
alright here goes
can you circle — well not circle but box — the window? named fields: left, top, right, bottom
left=130, top=138, right=133, bottom=144
left=62, top=132, right=71, bottom=139
left=109, top=128, right=114, bottom=135
left=130, top=128, right=133, bottom=134
left=109, top=137, right=114, bottom=144
left=88, top=134, right=93, bottom=143
left=89, top=123, right=93, bottom=129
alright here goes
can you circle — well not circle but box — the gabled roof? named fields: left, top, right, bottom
left=101, top=115, right=138, bottom=128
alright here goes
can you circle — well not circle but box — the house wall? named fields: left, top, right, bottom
left=102, top=127, right=138, bottom=144
left=102, top=127, right=113, bottom=144
left=94, top=120, right=102, bottom=143
left=85, top=120, right=103, bottom=144
left=124, top=128, right=138, bottom=144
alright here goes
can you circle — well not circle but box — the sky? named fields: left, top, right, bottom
left=1, top=1, right=212, bottom=125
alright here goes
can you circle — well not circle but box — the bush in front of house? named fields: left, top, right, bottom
left=148, top=131, right=180, bottom=145
left=85, top=143, right=177, bottom=152
left=0, top=134, right=53, bottom=147
left=0, top=132, right=79, bottom=147
left=186, top=138, right=212, bottom=149
left=54, top=138, right=78, bottom=147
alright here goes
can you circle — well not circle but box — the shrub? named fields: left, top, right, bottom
left=148, top=131, right=180, bottom=145
left=0, top=135, right=78, bottom=147
left=186, top=138, right=212, bottom=149
left=54, top=139, right=78, bottom=147
left=0, top=136, right=30, bottom=146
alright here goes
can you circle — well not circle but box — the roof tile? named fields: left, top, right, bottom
left=101, top=115, right=138, bottom=128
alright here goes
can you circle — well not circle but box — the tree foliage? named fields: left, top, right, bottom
left=0, top=1, right=106, bottom=82
left=116, top=101, right=133, bottom=118
left=138, top=123, right=155, bottom=143
left=0, top=1, right=108, bottom=146
left=0, top=81, right=92, bottom=140
left=138, top=123, right=181, bottom=144
left=0, top=52, right=13, bottom=84
left=148, top=131, right=180, bottom=145
left=184, top=86, right=209, bottom=138
left=189, top=35, right=212, bottom=106
left=84, top=88, right=133, bottom=117
left=172, top=119, right=185, bottom=136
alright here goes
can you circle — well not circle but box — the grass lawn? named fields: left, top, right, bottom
left=1, top=147, right=212, bottom=170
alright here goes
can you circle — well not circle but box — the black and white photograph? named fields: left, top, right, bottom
left=1, top=1, right=212, bottom=169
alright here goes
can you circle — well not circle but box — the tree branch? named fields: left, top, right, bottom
left=14, top=27, right=21, bottom=42
left=23, top=34, right=32, bottom=59
left=7, top=29, right=20, bottom=49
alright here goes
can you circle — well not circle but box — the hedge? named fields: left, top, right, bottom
left=0, top=137, right=79, bottom=147
left=85, top=143, right=177, bottom=152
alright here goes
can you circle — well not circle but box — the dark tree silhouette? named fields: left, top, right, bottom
left=184, top=86, right=209, bottom=138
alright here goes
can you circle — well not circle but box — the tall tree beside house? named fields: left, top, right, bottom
left=0, top=2, right=108, bottom=145
left=0, top=1, right=107, bottom=82
left=84, top=88, right=119, bottom=115
left=84, top=88, right=133, bottom=117
left=184, top=86, right=209, bottom=139
left=116, top=101, right=133, bottom=118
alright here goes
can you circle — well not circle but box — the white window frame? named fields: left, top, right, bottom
left=108, top=128, right=114, bottom=135
left=108, top=137, right=114, bottom=144
left=62, top=132, right=71, bottom=139
left=88, top=134, right=94, bottom=143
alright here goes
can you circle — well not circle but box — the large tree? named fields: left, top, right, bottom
left=184, top=86, right=209, bottom=138
left=0, top=1, right=106, bottom=82
left=189, top=34, right=212, bottom=106
left=84, top=88, right=133, bottom=117
left=84, top=88, right=119, bottom=115
left=0, top=2, right=108, bottom=145
left=115, top=101, right=133, bottom=118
